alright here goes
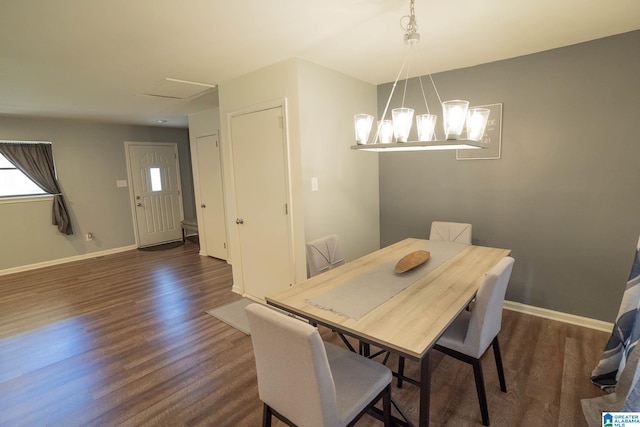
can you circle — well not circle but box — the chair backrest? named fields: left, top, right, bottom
left=245, top=303, right=340, bottom=427
left=429, top=221, right=472, bottom=244
left=465, top=257, right=515, bottom=357
left=306, top=234, right=346, bottom=277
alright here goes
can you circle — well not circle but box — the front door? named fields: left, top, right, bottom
left=230, top=106, right=293, bottom=299
left=126, top=142, right=183, bottom=247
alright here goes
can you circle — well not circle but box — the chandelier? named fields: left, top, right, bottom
left=352, top=0, right=490, bottom=152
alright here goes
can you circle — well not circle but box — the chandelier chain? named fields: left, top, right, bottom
left=401, top=0, right=419, bottom=43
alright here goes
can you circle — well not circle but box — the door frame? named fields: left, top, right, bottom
left=124, top=141, right=184, bottom=248
left=226, top=98, right=297, bottom=297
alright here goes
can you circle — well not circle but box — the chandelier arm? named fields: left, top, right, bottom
left=416, top=47, right=446, bottom=138
left=428, top=73, right=445, bottom=140
left=417, top=48, right=444, bottom=107
left=418, top=75, right=431, bottom=114
left=372, top=51, right=411, bottom=144
left=400, top=45, right=414, bottom=108
left=427, top=73, right=443, bottom=106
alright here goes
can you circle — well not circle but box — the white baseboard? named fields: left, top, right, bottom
left=504, top=300, right=613, bottom=332
left=0, top=245, right=138, bottom=276
left=242, top=294, right=263, bottom=304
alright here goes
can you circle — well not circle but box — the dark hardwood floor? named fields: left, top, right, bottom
left=0, top=240, right=608, bottom=426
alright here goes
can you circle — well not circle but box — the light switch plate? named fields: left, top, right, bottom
left=311, top=177, right=319, bottom=192
left=116, top=180, right=128, bottom=187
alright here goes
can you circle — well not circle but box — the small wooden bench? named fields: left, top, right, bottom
left=181, top=218, right=198, bottom=242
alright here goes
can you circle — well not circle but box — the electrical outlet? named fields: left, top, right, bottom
left=85, top=232, right=93, bottom=241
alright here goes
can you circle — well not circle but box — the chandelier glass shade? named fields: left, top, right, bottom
left=377, top=120, right=394, bottom=144
left=442, top=100, right=469, bottom=140
left=354, top=114, right=373, bottom=145
left=391, top=108, right=414, bottom=142
left=466, top=108, right=491, bottom=141
left=416, top=113, right=437, bottom=141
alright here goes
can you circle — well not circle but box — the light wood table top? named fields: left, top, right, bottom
left=266, top=238, right=511, bottom=360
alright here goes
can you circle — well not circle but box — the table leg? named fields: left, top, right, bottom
left=360, top=342, right=370, bottom=357
left=419, top=350, right=431, bottom=427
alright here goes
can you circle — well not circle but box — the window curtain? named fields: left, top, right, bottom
left=0, top=143, right=73, bottom=235
left=591, top=234, right=640, bottom=392
left=582, top=345, right=640, bottom=425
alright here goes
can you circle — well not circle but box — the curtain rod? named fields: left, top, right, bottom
left=0, top=140, right=52, bottom=145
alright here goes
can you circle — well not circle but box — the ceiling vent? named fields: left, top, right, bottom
left=143, top=78, right=215, bottom=100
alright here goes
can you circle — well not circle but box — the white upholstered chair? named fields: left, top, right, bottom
left=245, top=303, right=392, bottom=427
left=306, top=234, right=346, bottom=277
left=397, top=256, right=514, bottom=426
left=429, top=221, right=472, bottom=244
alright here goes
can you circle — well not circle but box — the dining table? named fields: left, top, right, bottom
left=266, top=237, right=511, bottom=426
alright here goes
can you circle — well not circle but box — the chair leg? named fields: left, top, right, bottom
left=397, top=356, right=405, bottom=388
left=382, top=384, right=392, bottom=427
left=492, top=336, right=507, bottom=393
left=472, top=359, right=490, bottom=426
left=262, top=403, right=272, bottom=427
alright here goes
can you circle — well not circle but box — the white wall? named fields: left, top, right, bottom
left=218, top=58, right=379, bottom=290
left=188, top=108, right=220, bottom=140
left=296, top=60, right=380, bottom=263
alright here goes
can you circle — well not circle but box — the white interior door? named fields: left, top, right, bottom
left=231, top=106, right=293, bottom=299
left=127, top=143, right=183, bottom=247
left=196, top=134, right=227, bottom=259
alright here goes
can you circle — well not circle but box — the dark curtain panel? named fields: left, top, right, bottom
left=0, top=143, right=73, bottom=235
left=591, top=237, right=640, bottom=392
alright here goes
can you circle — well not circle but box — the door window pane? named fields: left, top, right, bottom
left=150, top=168, right=162, bottom=192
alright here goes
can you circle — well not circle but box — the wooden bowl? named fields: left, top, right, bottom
left=395, top=250, right=430, bottom=273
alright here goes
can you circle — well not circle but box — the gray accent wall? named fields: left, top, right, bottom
left=378, top=30, right=640, bottom=322
left=0, top=116, right=194, bottom=271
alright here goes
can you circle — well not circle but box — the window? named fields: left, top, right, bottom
left=150, top=167, right=163, bottom=192
left=0, top=141, right=72, bottom=234
left=0, top=152, right=48, bottom=197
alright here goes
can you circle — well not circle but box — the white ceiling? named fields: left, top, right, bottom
left=2, top=0, right=639, bottom=128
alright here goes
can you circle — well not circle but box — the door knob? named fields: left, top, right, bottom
left=201, top=204, right=206, bottom=208
left=236, top=218, right=244, bottom=224
left=136, top=203, right=143, bottom=207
